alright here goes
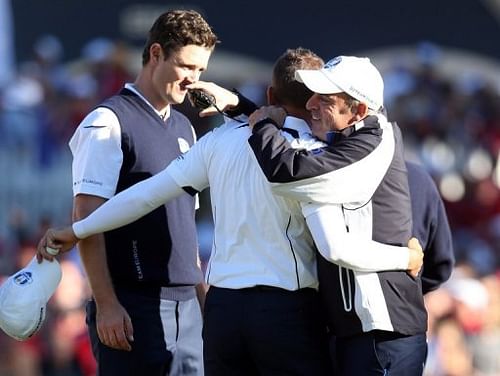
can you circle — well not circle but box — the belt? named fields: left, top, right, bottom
left=244, top=285, right=286, bottom=292
left=238, top=285, right=315, bottom=293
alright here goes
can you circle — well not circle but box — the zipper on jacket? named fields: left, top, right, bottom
left=339, top=265, right=353, bottom=312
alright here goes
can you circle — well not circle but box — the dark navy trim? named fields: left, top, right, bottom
left=206, top=205, right=216, bottom=283
left=224, top=89, right=259, bottom=117
left=285, top=215, right=300, bottom=289
left=182, top=186, right=200, bottom=196
left=282, top=127, right=300, bottom=139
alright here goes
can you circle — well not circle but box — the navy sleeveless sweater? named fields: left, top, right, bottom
left=100, top=88, right=202, bottom=298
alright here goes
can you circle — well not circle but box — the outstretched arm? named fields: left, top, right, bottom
left=37, top=170, right=185, bottom=260
left=247, top=108, right=395, bottom=205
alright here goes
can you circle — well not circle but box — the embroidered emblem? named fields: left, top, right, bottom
left=324, top=56, right=342, bottom=69
left=14, top=271, right=33, bottom=286
left=178, top=138, right=190, bottom=153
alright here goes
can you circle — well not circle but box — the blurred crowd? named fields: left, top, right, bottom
left=0, top=35, right=499, bottom=375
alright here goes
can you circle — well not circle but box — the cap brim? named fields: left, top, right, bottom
left=0, top=270, right=48, bottom=341
left=24, top=257, right=62, bottom=302
left=295, top=70, right=343, bottom=95
left=0, top=303, right=46, bottom=341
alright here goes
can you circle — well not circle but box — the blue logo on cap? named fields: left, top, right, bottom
left=13, top=271, right=33, bottom=286
left=324, top=56, right=342, bottom=69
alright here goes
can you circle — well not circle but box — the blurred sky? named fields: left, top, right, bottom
left=8, top=0, right=500, bottom=65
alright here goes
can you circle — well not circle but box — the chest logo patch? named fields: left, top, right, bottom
left=178, top=138, right=190, bottom=153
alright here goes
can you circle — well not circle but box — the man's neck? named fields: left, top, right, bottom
left=282, top=105, right=310, bottom=124
left=127, top=81, right=170, bottom=120
left=134, top=72, right=170, bottom=114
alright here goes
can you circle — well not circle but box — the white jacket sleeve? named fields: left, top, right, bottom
left=73, top=170, right=184, bottom=239
left=302, top=202, right=410, bottom=272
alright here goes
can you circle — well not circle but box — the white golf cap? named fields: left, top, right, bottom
left=295, top=55, right=384, bottom=110
left=0, top=257, right=62, bottom=341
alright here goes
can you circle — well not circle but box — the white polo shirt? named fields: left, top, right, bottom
left=68, top=83, right=182, bottom=199
left=166, top=117, right=324, bottom=290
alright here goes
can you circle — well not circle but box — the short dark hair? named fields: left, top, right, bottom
left=142, top=9, right=218, bottom=65
left=272, top=48, right=324, bottom=109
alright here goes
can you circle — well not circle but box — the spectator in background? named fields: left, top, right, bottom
left=470, top=273, right=500, bottom=375
left=29, top=34, right=68, bottom=95
left=81, top=37, right=133, bottom=101
left=63, top=9, right=217, bottom=376
left=427, top=316, right=475, bottom=376
left=0, top=65, right=45, bottom=162
left=42, top=258, right=94, bottom=376
left=424, top=269, right=500, bottom=376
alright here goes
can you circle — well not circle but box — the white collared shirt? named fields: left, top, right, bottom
left=69, top=83, right=173, bottom=199
left=167, top=116, right=323, bottom=290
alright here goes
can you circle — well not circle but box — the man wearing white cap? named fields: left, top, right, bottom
left=0, top=257, right=62, bottom=341
left=248, top=56, right=428, bottom=375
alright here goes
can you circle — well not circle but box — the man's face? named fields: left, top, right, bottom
left=306, top=93, right=356, bottom=141
left=151, top=44, right=212, bottom=105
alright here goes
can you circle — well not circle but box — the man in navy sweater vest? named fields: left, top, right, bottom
left=66, top=10, right=217, bottom=376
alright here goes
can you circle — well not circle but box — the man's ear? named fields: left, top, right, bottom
left=150, top=43, right=162, bottom=62
left=351, top=102, right=368, bottom=122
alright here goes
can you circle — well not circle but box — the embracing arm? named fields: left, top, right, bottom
left=37, top=170, right=185, bottom=258
left=39, top=126, right=213, bottom=259
left=73, top=170, right=184, bottom=239
left=247, top=112, right=384, bottom=183
left=248, top=112, right=395, bottom=205
left=303, top=202, right=423, bottom=275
